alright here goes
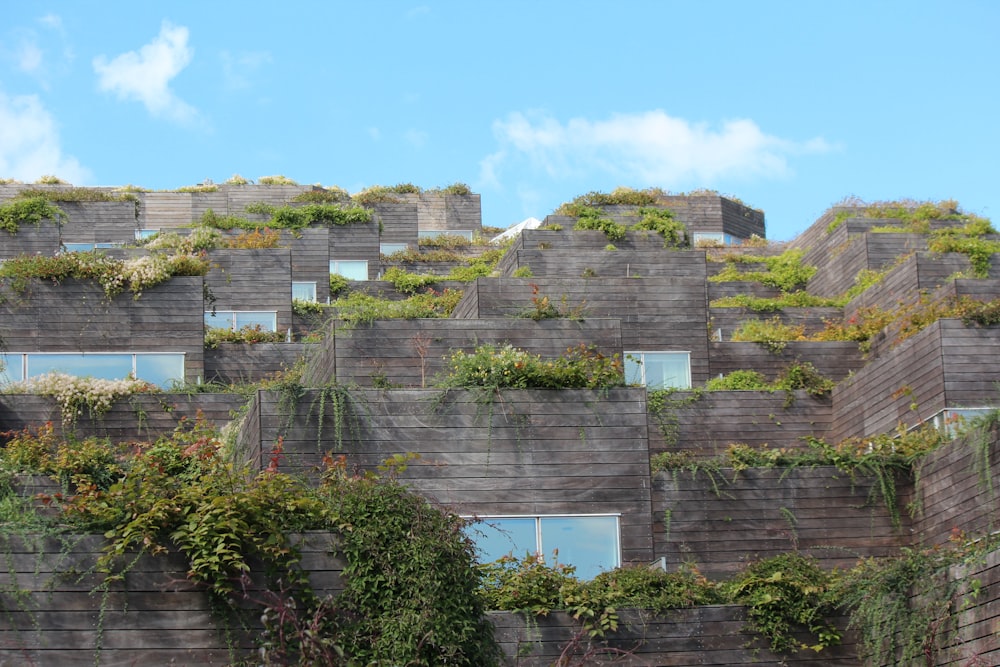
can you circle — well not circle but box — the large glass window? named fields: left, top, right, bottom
left=465, top=514, right=620, bottom=580
left=204, top=311, right=278, bottom=332
left=0, top=353, right=24, bottom=385
left=7, top=352, right=184, bottom=388
left=379, top=243, right=409, bottom=256
left=624, top=351, right=691, bottom=389
left=292, top=281, right=317, bottom=302
left=330, top=260, right=369, bottom=281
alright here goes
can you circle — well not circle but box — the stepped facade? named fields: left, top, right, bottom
left=0, top=183, right=998, bottom=665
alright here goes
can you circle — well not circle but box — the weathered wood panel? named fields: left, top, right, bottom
left=138, top=191, right=193, bottom=230
left=708, top=341, right=865, bottom=383
left=653, top=467, right=910, bottom=577
left=491, top=607, right=858, bottom=666
left=0, top=393, right=246, bottom=441
left=243, top=388, right=654, bottom=564
left=648, top=389, right=832, bottom=456
left=457, top=274, right=710, bottom=381
left=0, top=219, right=62, bottom=258
left=831, top=320, right=1000, bottom=441
left=204, top=248, right=293, bottom=333
left=204, top=342, right=308, bottom=385
left=305, top=317, right=623, bottom=388
left=0, top=276, right=205, bottom=383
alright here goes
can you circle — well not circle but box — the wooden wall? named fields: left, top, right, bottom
left=830, top=320, right=1000, bottom=441
left=304, top=318, right=623, bottom=388
left=652, top=467, right=910, bottom=577
left=205, top=248, right=293, bottom=332
left=0, top=276, right=206, bottom=383
left=491, top=607, right=859, bottom=666
left=0, top=393, right=246, bottom=441
left=708, top=341, right=865, bottom=382
left=648, top=389, right=833, bottom=457
left=243, top=387, right=655, bottom=565
left=204, top=342, right=308, bottom=385
left=456, top=276, right=710, bottom=379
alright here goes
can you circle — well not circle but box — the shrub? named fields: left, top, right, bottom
left=704, top=369, right=768, bottom=391
left=0, top=196, right=67, bottom=234
left=257, top=175, right=298, bottom=185
left=572, top=207, right=626, bottom=241
left=442, top=343, right=623, bottom=390
left=632, top=207, right=686, bottom=247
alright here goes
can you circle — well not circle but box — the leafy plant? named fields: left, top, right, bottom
left=704, top=369, right=769, bottom=391
left=331, top=289, right=463, bottom=326
left=730, top=316, right=806, bottom=352
left=723, top=552, right=841, bottom=653
left=442, top=343, right=623, bottom=390
left=381, top=267, right=440, bottom=294
left=291, top=187, right=351, bottom=204
left=0, top=196, right=67, bottom=234
left=571, top=206, right=626, bottom=241
left=204, top=325, right=287, bottom=348
left=632, top=207, right=686, bottom=247
left=709, top=249, right=817, bottom=291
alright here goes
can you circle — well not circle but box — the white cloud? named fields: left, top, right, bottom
left=221, top=49, right=271, bottom=90
left=92, top=21, right=198, bottom=124
left=368, top=127, right=381, bottom=141
left=0, top=91, right=90, bottom=183
left=16, top=38, right=43, bottom=73
left=483, top=110, right=832, bottom=187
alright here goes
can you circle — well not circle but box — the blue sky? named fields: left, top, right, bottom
left=1, top=1, right=997, bottom=241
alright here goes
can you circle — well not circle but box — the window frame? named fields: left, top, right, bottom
left=292, top=281, right=318, bottom=302
left=204, top=310, right=278, bottom=332
left=329, top=259, right=369, bottom=281
left=1, top=351, right=185, bottom=388
left=624, top=351, right=691, bottom=389
left=463, top=513, right=622, bottom=579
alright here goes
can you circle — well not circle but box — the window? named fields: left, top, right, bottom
left=330, top=260, right=369, bottom=281
left=292, top=281, right=317, bottom=302
left=929, top=407, right=996, bottom=438
left=418, top=230, right=474, bottom=241
left=625, top=351, right=691, bottom=389
left=61, top=242, right=123, bottom=252
left=379, top=243, right=408, bottom=256
left=692, top=232, right=739, bottom=247
left=135, top=229, right=160, bottom=240
left=465, top=514, right=621, bottom=580
left=205, top=311, right=278, bottom=332
left=2, top=352, right=184, bottom=388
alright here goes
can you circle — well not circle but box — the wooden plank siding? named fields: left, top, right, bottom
left=0, top=218, right=63, bottom=258
left=311, top=318, right=623, bottom=388
left=203, top=342, right=309, bottom=385
left=830, top=319, right=1000, bottom=441
left=456, top=276, right=711, bottom=380
left=708, top=341, right=865, bottom=383
left=490, top=607, right=860, bottom=666
left=647, top=389, right=833, bottom=457
left=0, top=276, right=205, bottom=383
left=242, top=387, right=655, bottom=565
left=652, top=466, right=910, bottom=577
left=204, top=248, right=293, bottom=333
left=0, top=394, right=246, bottom=441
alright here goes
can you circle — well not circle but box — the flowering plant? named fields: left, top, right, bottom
left=7, top=372, right=157, bottom=424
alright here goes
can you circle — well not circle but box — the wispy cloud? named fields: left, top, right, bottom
left=220, top=49, right=271, bottom=90
left=15, top=38, right=43, bottom=74
left=481, top=110, right=833, bottom=188
left=406, top=5, right=431, bottom=19
left=92, top=21, right=199, bottom=125
left=0, top=91, right=90, bottom=183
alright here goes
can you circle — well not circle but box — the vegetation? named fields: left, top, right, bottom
left=0, top=418, right=500, bottom=665
left=572, top=206, right=626, bottom=241
left=442, top=343, right=623, bottom=390
left=0, top=196, right=67, bottom=234
left=708, top=249, right=817, bottom=291
left=0, top=250, right=209, bottom=298
left=200, top=204, right=371, bottom=231
left=291, top=186, right=351, bottom=204
left=826, top=198, right=990, bottom=234
left=331, top=289, right=463, bottom=326
left=257, top=175, right=298, bottom=185
left=632, top=206, right=687, bottom=247
left=204, top=325, right=287, bottom=348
